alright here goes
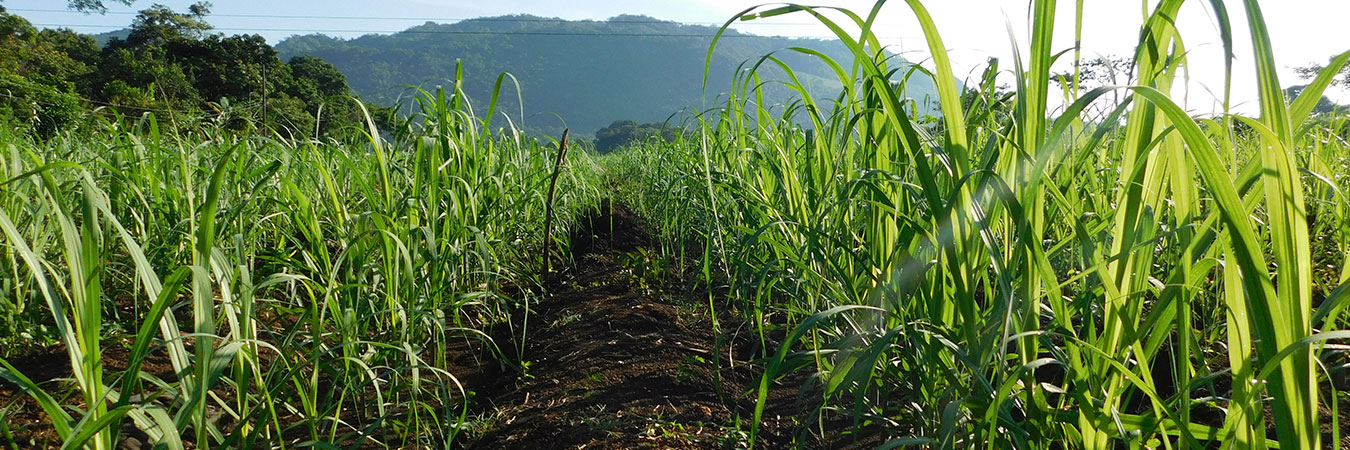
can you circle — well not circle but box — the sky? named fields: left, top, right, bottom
left=6, top=0, right=1348, bottom=114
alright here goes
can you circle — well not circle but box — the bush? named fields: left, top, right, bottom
left=594, top=120, right=675, bottom=153
left=0, top=73, right=83, bottom=137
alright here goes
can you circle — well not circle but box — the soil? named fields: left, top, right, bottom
left=0, top=337, right=181, bottom=449
left=457, top=201, right=839, bottom=449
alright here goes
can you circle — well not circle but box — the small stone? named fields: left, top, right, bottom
left=117, top=436, right=144, bottom=450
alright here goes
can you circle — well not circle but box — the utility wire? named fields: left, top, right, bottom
left=28, top=23, right=916, bottom=41
left=11, top=8, right=923, bottom=40
left=7, top=8, right=827, bottom=27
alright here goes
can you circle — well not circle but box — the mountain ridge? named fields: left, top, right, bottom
left=275, top=14, right=943, bottom=137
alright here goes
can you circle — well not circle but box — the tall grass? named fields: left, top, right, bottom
left=0, top=74, right=600, bottom=448
left=2, top=0, right=1348, bottom=448
left=610, top=0, right=1350, bottom=447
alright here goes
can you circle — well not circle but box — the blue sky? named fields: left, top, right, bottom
left=4, top=0, right=758, bottom=39
left=6, top=0, right=1347, bottom=113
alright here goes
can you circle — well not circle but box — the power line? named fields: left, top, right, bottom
left=7, top=8, right=826, bottom=27
left=28, top=22, right=862, bottom=40
left=10, top=8, right=913, bottom=40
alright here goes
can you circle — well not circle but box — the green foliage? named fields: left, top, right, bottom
left=120, top=1, right=212, bottom=47
left=87, top=4, right=366, bottom=137
left=65, top=0, right=135, bottom=14
left=0, top=11, right=89, bottom=136
left=1298, top=55, right=1350, bottom=88
left=608, top=1, right=1350, bottom=448
left=0, top=73, right=82, bottom=137
left=37, top=28, right=99, bottom=66
left=0, top=78, right=602, bottom=448
left=289, top=55, right=349, bottom=98
left=1, top=2, right=1346, bottom=448
left=594, top=120, right=676, bottom=153
left=1287, top=84, right=1343, bottom=116
left=0, top=5, right=374, bottom=138
left=619, top=247, right=671, bottom=295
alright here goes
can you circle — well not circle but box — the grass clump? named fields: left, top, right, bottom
left=0, top=77, right=600, bottom=448
left=607, top=0, right=1350, bottom=448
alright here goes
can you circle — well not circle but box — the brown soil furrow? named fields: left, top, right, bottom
left=462, top=202, right=816, bottom=449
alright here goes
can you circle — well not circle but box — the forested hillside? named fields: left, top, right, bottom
left=276, top=15, right=944, bottom=136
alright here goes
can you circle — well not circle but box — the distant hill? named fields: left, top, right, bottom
left=276, top=14, right=944, bottom=137
left=91, top=28, right=130, bottom=47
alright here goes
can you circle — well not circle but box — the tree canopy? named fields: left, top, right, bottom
left=0, top=4, right=369, bottom=137
left=67, top=0, right=135, bottom=14
left=1294, top=54, right=1348, bottom=117
left=1297, top=56, right=1350, bottom=89
left=0, top=8, right=86, bottom=135
left=594, top=120, right=676, bottom=153
left=123, top=2, right=211, bottom=46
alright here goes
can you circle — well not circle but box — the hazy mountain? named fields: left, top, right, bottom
left=276, top=14, right=944, bottom=137
left=91, top=28, right=130, bottom=47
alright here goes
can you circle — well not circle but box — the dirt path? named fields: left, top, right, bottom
left=461, top=202, right=813, bottom=449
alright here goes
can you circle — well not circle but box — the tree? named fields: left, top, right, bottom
left=286, top=55, right=362, bottom=136
left=0, top=9, right=88, bottom=136
left=122, top=2, right=212, bottom=47
left=594, top=120, right=675, bottom=153
left=163, top=33, right=276, bottom=104
left=67, top=0, right=135, bottom=14
left=1285, top=84, right=1340, bottom=116
left=38, top=28, right=99, bottom=66
left=1296, top=57, right=1350, bottom=89
left=85, top=3, right=224, bottom=117
left=0, top=4, right=369, bottom=137
left=0, top=7, right=35, bottom=38
left=289, top=55, right=349, bottom=98
left=1052, top=55, right=1135, bottom=118
left=1292, top=55, right=1348, bottom=121
left=1073, top=55, right=1135, bottom=87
